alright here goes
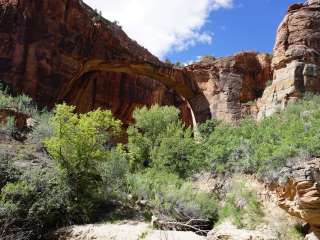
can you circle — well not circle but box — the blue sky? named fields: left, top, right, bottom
left=85, top=0, right=303, bottom=63
left=167, top=0, right=302, bottom=63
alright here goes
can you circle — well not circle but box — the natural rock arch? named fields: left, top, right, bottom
left=58, top=60, right=211, bottom=123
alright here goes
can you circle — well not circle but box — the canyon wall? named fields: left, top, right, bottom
left=1, top=0, right=320, bottom=236
left=0, top=0, right=195, bottom=125
left=0, top=0, right=320, bottom=126
left=189, top=53, right=271, bottom=122
left=0, top=0, right=272, bottom=125
left=257, top=0, right=320, bottom=119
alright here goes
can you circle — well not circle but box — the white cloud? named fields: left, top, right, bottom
left=83, top=0, right=233, bottom=59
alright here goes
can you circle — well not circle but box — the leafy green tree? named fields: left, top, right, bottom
left=44, top=104, right=122, bottom=208
left=151, top=121, right=204, bottom=178
left=127, top=105, right=180, bottom=170
left=127, top=105, right=204, bottom=177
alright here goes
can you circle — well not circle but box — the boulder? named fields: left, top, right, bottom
left=0, top=108, right=29, bottom=130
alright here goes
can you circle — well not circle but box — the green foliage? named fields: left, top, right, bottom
left=198, top=119, right=220, bottom=139
left=0, top=168, right=69, bottom=226
left=202, top=94, right=320, bottom=177
left=128, top=105, right=205, bottom=177
left=0, top=116, right=16, bottom=136
left=283, top=224, right=305, bottom=240
left=0, top=84, right=37, bottom=116
left=44, top=104, right=122, bottom=209
left=219, top=177, right=264, bottom=229
left=99, top=146, right=130, bottom=200
left=127, top=105, right=179, bottom=169
left=0, top=104, right=130, bottom=238
left=29, top=109, right=53, bottom=145
left=0, top=153, right=20, bottom=190
left=128, top=169, right=218, bottom=223
left=151, top=122, right=204, bottom=178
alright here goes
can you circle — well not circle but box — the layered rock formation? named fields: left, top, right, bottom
left=0, top=0, right=196, bottom=125
left=257, top=0, right=320, bottom=119
left=0, top=0, right=273, bottom=125
left=1, top=0, right=319, bottom=126
left=189, top=52, right=271, bottom=122
left=275, top=158, right=320, bottom=239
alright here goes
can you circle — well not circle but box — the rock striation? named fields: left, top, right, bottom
left=257, top=0, right=320, bottom=119
left=275, top=158, right=320, bottom=239
left=0, top=0, right=320, bottom=125
left=189, top=52, right=271, bottom=122
left=0, top=0, right=273, bottom=125
left=0, top=0, right=196, bottom=125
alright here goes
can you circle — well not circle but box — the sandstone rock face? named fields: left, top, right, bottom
left=0, top=0, right=274, bottom=125
left=188, top=52, right=271, bottom=122
left=0, top=0, right=195, bottom=125
left=276, top=158, right=320, bottom=239
left=4, top=0, right=319, bottom=125
left=258, top=0, right=320, bottom=119
left=0, top=108, right=28, bottom=130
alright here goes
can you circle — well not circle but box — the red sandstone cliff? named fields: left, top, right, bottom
left=2, top=0, right=320, bottom=127
left=188, top=53, right=271, bottom=122
left=0, top=0, right=273, bottom=125
left=0, top=0, right=193, bottom=125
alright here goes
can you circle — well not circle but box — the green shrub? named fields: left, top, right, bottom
left=29, top=109, right=53, bottom=145
left=283, top=224, right=305, bottom=240
left=151, top=122, right=205, bottom=178
left=128, top=105, right=205, bottom=178
left=127, top=105, right=180, bottom=170
left=128, top=169, right=218, bottom=223
left=219, top=177, right=264, bottom=229
left=0, top=116, right=16, bottom=136
left=0, top=84, right=38, bottom=116
left=202, top=94, right=320, bottom=177
left=99, top=146, right=130, bottom=200
left=198, top=119, right=220, bottom=139
left=0, top=152, right=20, bottom=190
left=0, top=168, right=70, bottom=224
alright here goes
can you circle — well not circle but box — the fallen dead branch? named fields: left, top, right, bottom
left=152, top=216, right=211, bottom=236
